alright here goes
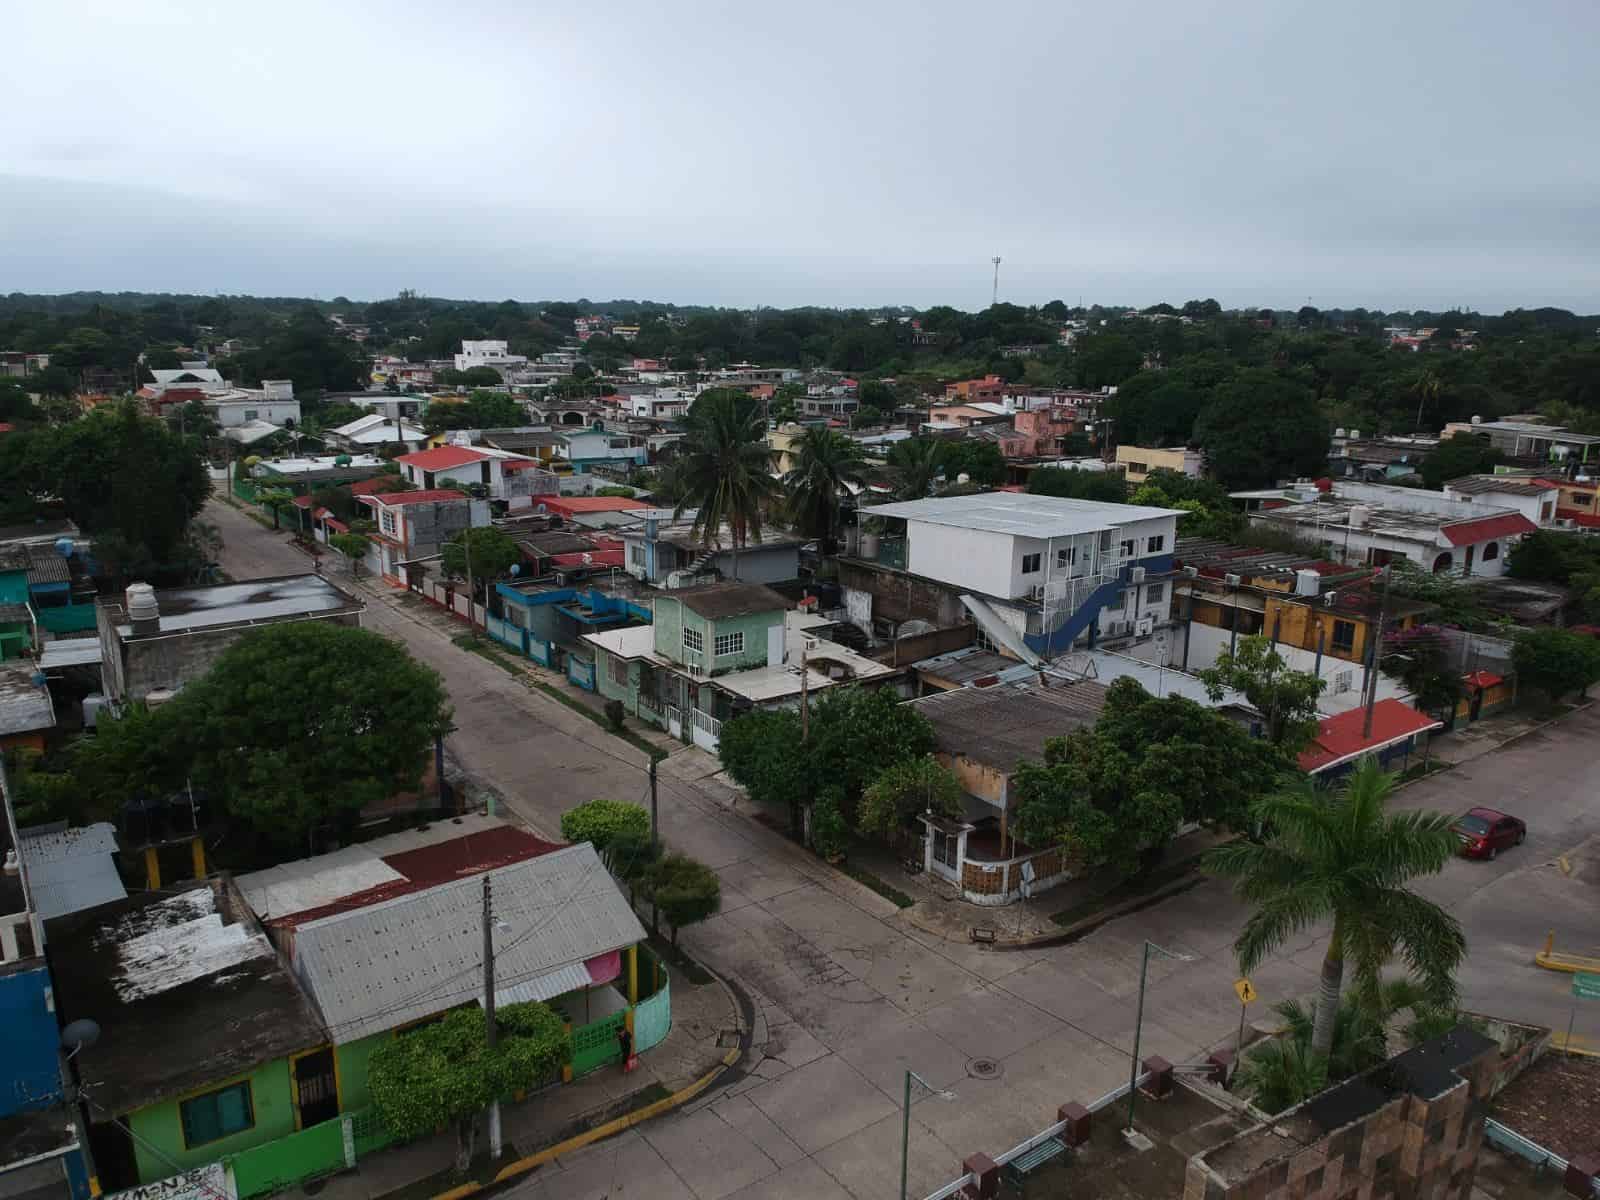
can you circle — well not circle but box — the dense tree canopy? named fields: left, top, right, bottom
left=1195, top=369, right=1328, bottom=488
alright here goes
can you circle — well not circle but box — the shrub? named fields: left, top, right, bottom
left=811, top=791, right=849, bottom=860
left=560, top=798, right=650, bottom=850
left=641, top=853, right=721, bottom=946
left=604, top=698, right=626, bottom=732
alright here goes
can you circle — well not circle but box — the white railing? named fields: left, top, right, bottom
left=690, top=708, right=722, bottom=736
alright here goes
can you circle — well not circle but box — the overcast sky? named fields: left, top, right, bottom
left=4, top=0, right=1596, bottom=312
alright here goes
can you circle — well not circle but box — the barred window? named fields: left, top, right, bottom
left=682, top=627, right=704, bottom=654
left=714, top=631, right=745, bottom=657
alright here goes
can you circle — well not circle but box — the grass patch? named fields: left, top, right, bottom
left=1050, top=855, right=1204, bottom=928
left=837, top=859, right=915, bottom=908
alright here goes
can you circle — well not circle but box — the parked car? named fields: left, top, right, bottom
left=1450, top=807, right=1526, bottom=860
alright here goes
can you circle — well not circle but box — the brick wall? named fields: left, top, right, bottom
left=836, top=559, right=967, bottom=629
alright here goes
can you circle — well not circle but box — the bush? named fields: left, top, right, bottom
left=1512, top=627, right=1600, bottom=701
left=560, top=798, right=650, bottom=850
left=811, top=792, right=849, bottom=860
left=604, top=698, right=626, bottom=731
left=641, top=853, right=721, bottom=946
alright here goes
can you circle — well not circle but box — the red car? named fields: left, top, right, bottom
left=1451, top=807, right=1526, bottom=860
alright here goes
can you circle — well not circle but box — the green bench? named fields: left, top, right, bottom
left=1006, top=1135, right=1067, bottom=1184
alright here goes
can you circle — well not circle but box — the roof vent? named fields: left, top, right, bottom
left=126, top=582, right=160, bottom=634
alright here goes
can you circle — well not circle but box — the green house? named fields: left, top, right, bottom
left=586, top=581, right=896, bottom=750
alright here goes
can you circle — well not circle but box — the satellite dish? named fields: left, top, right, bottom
left=62, top=1019, right=101, bottom=1054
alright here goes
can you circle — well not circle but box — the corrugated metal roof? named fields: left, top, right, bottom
left=0, top=663, right=54, bottom=737
left=38, top=640, right=102, bottom=669
left=19, top=824, right=127, bottom=921
left=292, top=843, right=645, bottom=1044
left=25, top=545, right=70, bottom=584
left=494, top=962, right=593, bottom=1008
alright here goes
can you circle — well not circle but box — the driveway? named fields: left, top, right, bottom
left=205, top=500, right=1600, bottom=1199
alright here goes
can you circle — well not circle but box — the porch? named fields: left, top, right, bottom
left=919, top=814, right=1075, bottom=907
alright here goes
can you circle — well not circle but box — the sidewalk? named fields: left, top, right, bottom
left=1425, top=700, right=1592, bottom=767
left=310, top=951, right=741, bottom=1200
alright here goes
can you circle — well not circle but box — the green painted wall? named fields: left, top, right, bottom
left=228, top=1116, right=347, bottom=1198
left=334, top=1032, right=389, bottom=1115
left=127, top=1057, right=298, bottom=1183
left=595, top=648, right=641, bottom=715
left=0, top=569, right=28, bottom=606
left=706, top=610, right=782, bottom=675
left=652, top=596, right=685, bottom=662
left=36, top=605, right=96, bottom=634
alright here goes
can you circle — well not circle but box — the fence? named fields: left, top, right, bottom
left=1483, top=1118, right=1600, bottom=1197
left=225, top=1114, right=349, bottom=1198
left=486, top=614, right=527, bottom=654
left=569, top=1010, right=628, bottom=1076
left=566, top=655, right=596, bottom=692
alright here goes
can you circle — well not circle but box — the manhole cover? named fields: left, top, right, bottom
left=967, top=1057, right=1003, bottom=1079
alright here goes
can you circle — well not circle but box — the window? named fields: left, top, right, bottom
left=1331, top=619, right=1356, bottom=652
left=243, top=409, right=259, bottom=422
left=682, top=626, right=704, bottom=655
left=1056, top=547, right=1074, bottom=569
left=180, top=1081, right=254, bottom=1148
left=609, top=654, right=629, bottom=686
left=1100, top=530, right=1113, bottom=552
left=629, top=544, right=645, bottom=568
left=1119, top=539, right=1136, bottom=558
left=1481, top=542, right=1499, bottom=561
left=973, top=625, right=997, bottom=653
left=1146, top=534, right=1165, bottom=553
left=714, top=630, right=745, bottom=657
left=1144, top=582, right=1165, bottom=606
left=379, top=509, right=397, bottom=536
left=1021, top=553, right=1042, bottom=575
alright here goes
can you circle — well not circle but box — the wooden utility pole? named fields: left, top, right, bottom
left=482, top=875, right=501, bottom=1159
left=1361, top=566, right=1394, bottom=740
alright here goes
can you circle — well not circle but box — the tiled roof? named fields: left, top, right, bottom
left=1298, top=700, right=1443, bottom=774
left=397, top=445, right=491, bottom=470
left=360, top=489, right=467, bottom=507
left=1440, top=513, right=1537, bottom=546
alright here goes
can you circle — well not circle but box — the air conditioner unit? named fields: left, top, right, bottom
left=1128, top=566, right=1146, bottom=584
left=1135, top=617, right=1154, bottom=636
left=1323, top=590, right=1339, bottom=606
left=1224, top=573, right=1242, bottom=587
left=1182, top=565, right=1199, bottom=578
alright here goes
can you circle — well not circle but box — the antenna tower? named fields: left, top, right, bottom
left=991, top=257, right=1002, bottom=307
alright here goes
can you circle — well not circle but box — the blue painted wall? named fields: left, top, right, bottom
left=0, top=963, right=62, bottom=1116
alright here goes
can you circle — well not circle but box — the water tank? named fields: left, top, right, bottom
left=1294, top=568, right=1321, bottom=597
left=1333, top=428, right=1347, bottom=439
left=1349, top=429, right=1360, bottom=440
left=1471, top=415, right=1483, bottom=425
left=125, top=582, right=160, bottom=634
left=82, top=694, right=109, bottom=729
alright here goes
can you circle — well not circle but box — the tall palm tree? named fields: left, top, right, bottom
left=783, top=427, right=866, bottom=552
left=673, top=389, right=780, bottom=580
left=1205, top=758, right=1464, bottom=1059
left=887, top=437, right=946, bottom=500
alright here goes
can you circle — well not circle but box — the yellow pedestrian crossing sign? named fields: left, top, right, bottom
left=1234, top=978, right=1258, bottom=1005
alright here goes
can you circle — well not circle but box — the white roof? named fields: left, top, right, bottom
left=583, top=623, right=660, bottom=662
left=332, top=414, right=426, bottom=442
left=865, top=492, right=1184, bottom=538
left=224, top=419, right=284, bottom=445
left=970, top=402, right=1012, bottom=415
left=291, top=843, right=645, bottom=1044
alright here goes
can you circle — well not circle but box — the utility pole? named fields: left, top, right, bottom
left=648, top=757, right=659, bottom=855
left=482, top=874, right=501, bottom=1159
left=799, top=643, right=810, bottom=742
left=991, top=257, right=1002, bottom=307
left=1361, top=566, right=1394, bottom=740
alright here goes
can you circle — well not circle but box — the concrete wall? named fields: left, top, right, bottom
left=704, top=546, right=800, bottom=585
left=904, top=523, right=1019, bottom=596
left=128, top=1055, right=298, bottom=1183
left=1176, top=620, right=1411, bottom=715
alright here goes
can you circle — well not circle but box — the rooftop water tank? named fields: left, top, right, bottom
left=125, top=582, right=160, bottom=634
left=1294, top=568, right=1321, bottom=597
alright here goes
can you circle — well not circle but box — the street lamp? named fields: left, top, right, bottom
left=901, top=1069, right=957, bottom=1200
left=1125, top=940, right=1194, bottom=1140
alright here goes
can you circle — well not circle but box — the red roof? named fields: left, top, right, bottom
left=1440, top=513, right=1536, bottom=546
left=537, top=496, right=649, bottom=515
left=360, top=488, right=467, bottom=507
left=397, top=445, right=491, bottom=470
left=1462, top=670, right=1504, bottom=691
left=1556, top=507, right=1600, bottom=528
left=549, top=549, right=626, bottom=568
left=270, top=825, right=563, bottom=928
left=1297, top=699, right=1443, bottom=775
left=350, top=477, right=403, bottom=496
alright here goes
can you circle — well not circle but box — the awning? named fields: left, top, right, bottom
left=490, top=961, right=594, bottom=1008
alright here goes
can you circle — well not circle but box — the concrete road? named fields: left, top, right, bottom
left=206, top=500, right=1600, bottom=1199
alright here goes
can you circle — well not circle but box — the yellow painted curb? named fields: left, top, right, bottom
left=427, top=1045, right=744, bottom=1200
left=1534, top=931, right=1600, bottom=974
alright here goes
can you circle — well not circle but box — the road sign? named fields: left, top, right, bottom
left=1234, top=978, right=1258, bottom=1005
left=1573, top=973, right=1600, bottom=1001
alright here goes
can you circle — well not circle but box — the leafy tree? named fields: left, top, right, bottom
left=1027, top=466, right=1128, bottom=502
left=368, top=1004, right=570, bottom=1174
left=939, top=439, right=1007, bottom=487
left=718, top=709, right=809, bottom=833
left=601, top=828, right=663, bottom=906
left=1129, top=477, right=1245, bottom=542
left=1194, top=369, right=1327, bottom=488
left=258, top=488, right=300, bottom=532
left=807, top=686, right=938, bottom=824
left=441, top=527, right=522, bottom=587
left=1512, top=627, right=1600, bottom=700
left=886, top=437, right=947, bottom=500
left=810, top=791, right=849, bottom=859
left=641, top=853, right=721, bottom=946
left=1380, top=626, right=1463, bottom=716
left=1505, top=529, right=1600, bottom=585
left=1418, top=433, right=1503, bottom=490
left=169, top=622, right=452, bottom=842
left=672, top=389, right=780, bottom=579
left=1205, top=759, right=1464, bottom=1059
left=559, top=799, right=650, bottom=850
left=329, top=532, right=371, bottom=576
left=783, top=426, right=866, bottom=548
left=858, top=757, right=963, bottom=839
left=1073, top=332, right=1142, bottom=388
left=422, top=390, right=528, bottom=433
left=1197, top=635, right=1325, bottom=753
left=229, top=307, right=366, bottom=393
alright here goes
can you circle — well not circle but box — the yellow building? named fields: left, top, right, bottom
left=1115, top=444, right=1205, bottom=485
left=767, top=423, right=807, bottom=475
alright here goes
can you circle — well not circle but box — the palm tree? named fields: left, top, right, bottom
left=673, top=389, right=781, bottom=580
left=887, top=437, right=946, bottom=500
left=784, top=427, right=866, bottom=552
left=1206, top=758, right=1464, bottom=1060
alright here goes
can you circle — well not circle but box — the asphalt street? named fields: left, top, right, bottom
left=207, top=498, right=1600, bottom=1200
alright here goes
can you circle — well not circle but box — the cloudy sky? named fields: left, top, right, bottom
left=4, top=0, right=1596, bottom=311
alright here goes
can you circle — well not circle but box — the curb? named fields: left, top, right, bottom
left=1420, top=698, right=1595, bottom=778
left=424, top=951, right=755, bottom=1200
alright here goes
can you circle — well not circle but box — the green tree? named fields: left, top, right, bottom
left=258, top=488, right=300, bottom=532
left=783, top=426, right=866, bottom=549
left=1505, top=529, right=1600, bottom=585
left=1205, top=760, right=1464, bottom=1059
left=858, top=757, right=964, bottom=840
left=422, top=389, right=528, bottom=432
left=807, top=686, right=938, bottom=824
left=641, top=853, right=721, bottom=947
left=1026, top=466, right=1128, bottom=503
left=1512, top=627, right=1600, bottom=700
left=368, top=1004, right=570, bottom=1174
left=441, top=527, right=522, bottom=590
left=886, top=437, right=947, bottom=500
left=673, top=389, right=780, bottom=579
left=1380, top=626, right=1464, bottom=717
left=170, top=622, right=452, bottom=843
left=1194, top=370, right=1327, bottom=488
left=329, top=532, right=371, bottom=576
left=718, top=709, right=809, bottom=833
left=1417, top=433, right=1503, bottom=490
left=1197, top=635, right=1325, bottom=753
left=559, top=799, right=650, bottom=850
left=810, top=791, right=849, bottom=860
left=939, top=440, right=1007, bottom=487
